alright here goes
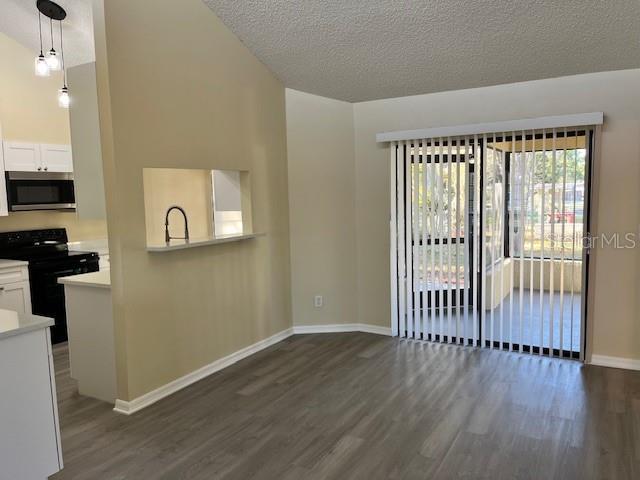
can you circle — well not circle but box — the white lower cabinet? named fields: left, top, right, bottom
left=0, top=264, right=31, bottom=314
left=0, top=281, right=31, bottom=314
left=0, top=327, right=63, bottom=479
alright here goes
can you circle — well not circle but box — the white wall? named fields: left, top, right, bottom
left=67, top=62, right=107, bottom=221
left=353, top=69, right=640, bottom=362
left=285, top=89, right=357, bottom=326
left=514, top=259, right=582, bottom=293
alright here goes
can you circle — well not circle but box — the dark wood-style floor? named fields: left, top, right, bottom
left=50, top=333, right=639, bottom=479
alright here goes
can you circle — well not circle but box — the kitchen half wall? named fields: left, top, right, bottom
left=93, top=0, right=291, bottom=402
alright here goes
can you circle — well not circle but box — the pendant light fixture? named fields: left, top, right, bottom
left=34, top=11, right=50, bottom=76
left=57, top=20, right=69, bottom=108
left=45, top=17, right=60, bottom=71
left=35, top=1, right=69, bottom=108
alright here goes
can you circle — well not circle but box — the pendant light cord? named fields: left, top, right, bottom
left=37, top=11, right=44, bottom=55
left=49, top=18, right=54, bottom=50
left=59, top=21, right=66, bottom=86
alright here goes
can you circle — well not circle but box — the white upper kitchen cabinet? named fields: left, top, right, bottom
left=2, top=141, right=73, bottom=173
left=40, top=144, right=74, bottom=172
left=2, top=141, right=41, bottom=171
left=0, top=127, right=8, bottom=216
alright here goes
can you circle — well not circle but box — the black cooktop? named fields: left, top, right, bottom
left=0, top=228, right=99, bottom=268
left=0, top=229, right=101, bottom=344
left=0, top=228, right=76, bottom=261
left=1, top=249, right=96, bottom=260
left=0, top=249, right=96, bottom=261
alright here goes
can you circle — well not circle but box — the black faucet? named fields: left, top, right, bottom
left=165, top=205, right=189, bottom=244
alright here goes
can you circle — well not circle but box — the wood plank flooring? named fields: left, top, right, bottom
left=50, top=333, right=639, bottom=479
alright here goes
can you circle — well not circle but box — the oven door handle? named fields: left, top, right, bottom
left=54, top=269, right=79, bottom=277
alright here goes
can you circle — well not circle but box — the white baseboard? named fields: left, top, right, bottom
left=113, top=322, right=391, bottom=415
left=355, top=324, right=392, bottom=336
left=292, top=323, right=392, bottom=336
left=114, top=327, right=294, bottom=415
left=589, top=354, right=640, bottom=371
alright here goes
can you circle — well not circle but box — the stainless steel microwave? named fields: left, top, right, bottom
left=5, top=172, right=76, bottom=211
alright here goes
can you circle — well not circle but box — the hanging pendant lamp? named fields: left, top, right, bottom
left=34, top=11, right=50, bottom=76
left=57, top=20, right=69, bottom=108
left=35, top=1, right=69, bottom=108
left=45, top=17, right=60, bottom=71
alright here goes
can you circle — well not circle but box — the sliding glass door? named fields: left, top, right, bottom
left=416, top=144, right=473, bottom=343
left=495, top=131, right=588, bottom=357
left=390, top=128, right=593, bottom=360
left=393, top=138, right=478, bottom=345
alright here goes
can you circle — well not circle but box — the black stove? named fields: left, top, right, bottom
left=0, top=229, right=99, bottom=343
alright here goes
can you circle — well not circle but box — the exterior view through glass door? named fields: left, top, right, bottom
left=390, top=127, right=593, bottom=359
left=413, top=140, right=474, bottom=344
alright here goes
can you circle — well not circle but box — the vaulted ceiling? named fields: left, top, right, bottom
left=0, top=0, right=94, bottom=67
left=204, top=0, right=640, bottom=102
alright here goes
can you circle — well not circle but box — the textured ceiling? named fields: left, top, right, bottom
left=204, top=0, right=640, bottom=102
left=0, top=0, right=94, bottom=67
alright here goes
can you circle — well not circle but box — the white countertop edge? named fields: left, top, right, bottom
left=146, top=232, right=263, bottom=252
left=59, top=270, right=111, bottom=289
left=0, top=258, right=29, bottom=268
left=0, top=311, right=54, bottom=341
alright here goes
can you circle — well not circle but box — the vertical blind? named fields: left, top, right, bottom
left=390, top=128, right=594, bottom=359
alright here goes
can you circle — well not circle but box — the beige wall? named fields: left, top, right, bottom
left=0, top=32, right=70, bottom=143
left=0, top=211, right=106, bottom=240
left=0, top=32, right=108, bottom=241
left=354, top=69, right=640, bottom=361
left=143, top=168, right=213, bottom=245
left=94, top=0, right=291, bottom=400
left=285, top=89, right=357, bottom=326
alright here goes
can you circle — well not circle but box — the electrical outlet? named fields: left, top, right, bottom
left=314, top=295, right=323, bottom=308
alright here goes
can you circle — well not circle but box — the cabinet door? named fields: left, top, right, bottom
left=40, top=144, right=73, bottom=172
left=2, top=141, right=41, bottom=171
left=0, top=281, right=32, bottom=314
left=0, top=129, right=8, bottom=216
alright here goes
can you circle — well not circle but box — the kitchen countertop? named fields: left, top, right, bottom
left=0, top=308, right=54, bottom=341
left=68, top=238, right=109, bottom=256
left=147, top=232, right=262, bottom=252
left=0, top=259, right=28, bottom=268
left=58, top=269, right=111, bottom=289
